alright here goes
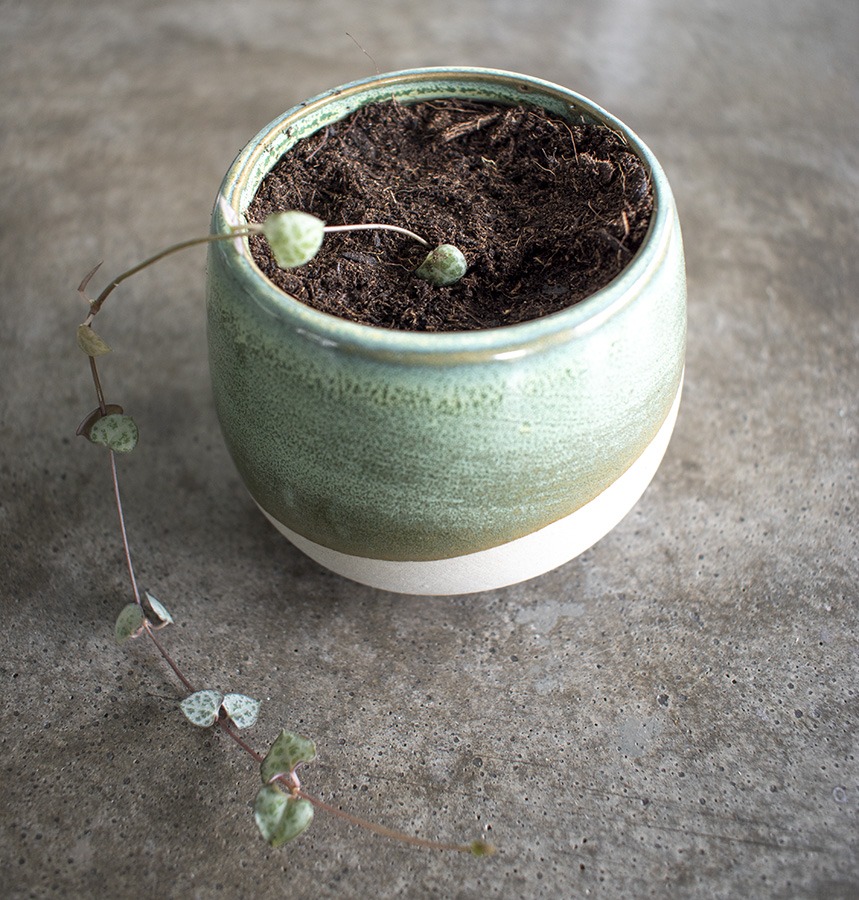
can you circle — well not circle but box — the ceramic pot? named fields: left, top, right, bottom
left=206, top=67, right=686, bottom=595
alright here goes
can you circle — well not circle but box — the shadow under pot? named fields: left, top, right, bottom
left=206, top=66, right=687, bottom=596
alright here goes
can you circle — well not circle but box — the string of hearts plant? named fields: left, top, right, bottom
left=75, top=211, right=489, bottom=854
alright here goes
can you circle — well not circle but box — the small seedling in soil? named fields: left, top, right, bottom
left=259, top=209, right=466, bottom=286
left=74, top=212, right=490, bottom=855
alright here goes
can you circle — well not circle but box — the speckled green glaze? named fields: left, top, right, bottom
left=206, top=68, right=686, bottom=563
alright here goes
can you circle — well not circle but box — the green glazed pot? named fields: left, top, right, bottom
left=206, top=67, right=686, bottom=595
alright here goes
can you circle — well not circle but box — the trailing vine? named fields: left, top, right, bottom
left=75, top=216, right=489, bottom=853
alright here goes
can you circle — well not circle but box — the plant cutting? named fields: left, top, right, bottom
left=75, top=65, right=686, bottom=852
left=76, top=214, right=491, bottom=855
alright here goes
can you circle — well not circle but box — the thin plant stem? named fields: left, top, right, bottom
left=144, top=624, right=195, bottom=694
left=108, top=448, right=142, bottom=607
left=82, top=221, right=429, bottom=326
left=323, top=222, right=429, bottom=246
left=295, top=788, right=480, bottom=853
left=92, top=352, right=139, bottom=607
left=89, top=357, right=108, bottom=413
left=84, top=229, right=256, bottom=322
left=218, top=719, right=265, bottom=763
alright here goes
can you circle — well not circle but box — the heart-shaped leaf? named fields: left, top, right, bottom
left=76, top=404, right=124, bottom=439
left=180, top=690, right=223, bottom=727
left=415, top=243, right=466, bottom=286
left=88, top=413, right=139, bottom=454
left=260, top=730, right=317, bottom=784
left=115, top=603, right=144, bottom=643
left=262, top=211, right=325, bottom=269
left=222, top=693, right=260, bottom=730
left=254, top=785, right=313, bottom=847
left=143, top=590, right=173, bottom=626
left=77, top=324, right=112, bottom=357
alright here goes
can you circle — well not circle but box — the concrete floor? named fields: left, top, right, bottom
left=2, top=1, right=857, bottom=897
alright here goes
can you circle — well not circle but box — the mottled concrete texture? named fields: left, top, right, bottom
left=2, top=1, right=857, bottom=897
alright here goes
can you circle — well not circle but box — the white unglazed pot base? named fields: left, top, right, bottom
left=260, top=378, right=683, bottom=595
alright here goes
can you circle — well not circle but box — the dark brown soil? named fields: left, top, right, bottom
left=246, top=99, right=653, bottom=332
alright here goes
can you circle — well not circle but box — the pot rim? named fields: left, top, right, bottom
left=212, top=66, right=675, bottom=362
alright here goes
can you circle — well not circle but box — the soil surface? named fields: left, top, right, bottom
left=246, top=99, right=653, bottom=331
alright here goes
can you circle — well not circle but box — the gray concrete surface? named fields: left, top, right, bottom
left=2, top=1, right=857, bottom=897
